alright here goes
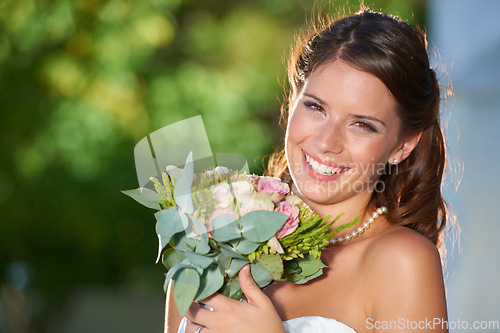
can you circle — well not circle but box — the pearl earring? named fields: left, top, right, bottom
left=393, top=159, right=398, bottom=164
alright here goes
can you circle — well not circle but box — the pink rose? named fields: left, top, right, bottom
left=239, top=196, right=274, bottom=216
left=274, top=201, right=299, bottom=239
left=257, top=176, right=290, bottom=204
left=212, top=183, right=234, bottom=209
left=231, top=180, right=255, bottom=204
left=207, top=209, right=238, bottom=236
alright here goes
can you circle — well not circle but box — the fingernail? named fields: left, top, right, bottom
left=245, top=265, right=251, bottom=276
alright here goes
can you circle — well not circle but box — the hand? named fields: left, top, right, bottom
left=184, top=265, right=286, bottom=333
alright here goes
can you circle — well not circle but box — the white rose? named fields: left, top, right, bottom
left=231, top=180, right=255, bottom=205
left=212, top=182, right=234, bottom=209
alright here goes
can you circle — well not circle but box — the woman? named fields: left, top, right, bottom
left=167, top=8, right=449, bottom=333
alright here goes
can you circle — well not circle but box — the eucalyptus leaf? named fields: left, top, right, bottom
left=194, top=238, right=211, bottom=255
left=171, top=232, right=196, bottom=252
left=219, top=243, right=247, bottom=260
left=195, top=264, right=224, bottom=301
left=250, top=262, right=274, bottom=288
left=293, top=268, right=324, bottom=285
left=298, top=255, right=327, bottom=277
left=164, top=263, right=192, bottom=285
left=172, top=267, right=200, bottom=315
left=233, top=238, right=260, bottom=255
left=162, top=248, right=181, bottom=270
left=181, top=255, right=203, bottom=276
left=217, top=253, right=230, bottom=277
left=155, top=207, right=186, bottom=263
left=186, top=251, right=215, bottom=269
left=121, top=187, right=161, bottom=210
left=188, top=216, right=210, bottom=254
left=240, top=211, right=288, bottom=243
left=211, top=213, right=241, bottom=242
left=226, top=258, right=249, bottom=278
left=180, top=258, right=204, bottom=276
left=173, top=152, right=194, bottom=214
left=166, top=165, right=182, bottom=183
left=227, top=277, right=244, bottom=300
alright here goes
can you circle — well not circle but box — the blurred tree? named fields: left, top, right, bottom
left=0, top=0, right=424, bottom=332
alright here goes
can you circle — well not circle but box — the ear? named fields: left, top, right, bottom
left=388, top=131, right=422, bottom=165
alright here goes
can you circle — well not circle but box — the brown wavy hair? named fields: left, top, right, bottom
left=266, top=9, right=448, bottom=247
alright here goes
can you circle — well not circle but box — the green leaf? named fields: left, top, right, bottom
left=171, top=232, right=196, bottom=252
left=298, top=256, right=327, bottom=277
left=240, top=211, right=288, bottom=242
left=257, top=253, right=283, bottom=280
left=155, top=207, right=187, bottom=263
left=162, top=248, right=181, bottom=270
left=174, top=152, right=194, bottom=214
left=186, top=251, right=215, bottom=269
left=188, top=216, right=210, bottom=254
left=250, top=262, right=274, bottom=288
left=121, top=187, right=161, bottom=210
left=164, top=263, right=191, bottom=286
left=227, top=258, right=249, bottom=278
left=180, top=259, right=204, bottom=276
left=219, top=243, right=247, bottom=260
left=172, top=267, right=200, bottom=316
left=227, top=277, right=243, bottom=300
left=166, top=165, right=182, bottom=183
left=293, top=268, right=324, bottom=285
left=217, top=253, right=231, bottom=277
left=195, top=264, right=224, bottom=301
left=232, top=238, right=260, bottom=255
left=217, top=253, right=249, bottom=278
left=211, top=213, right=241, bottom=242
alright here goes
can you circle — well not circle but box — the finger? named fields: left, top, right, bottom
left=238, top=264, right=268, bottom=306
left=200, top=292, right=239, bottom=311
left=184, top=302, right=212, bottom=325
left=185, top=319, right=210, bottom=333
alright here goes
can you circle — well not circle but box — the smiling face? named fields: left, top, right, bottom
left=285, top=60, right=404, bottom=214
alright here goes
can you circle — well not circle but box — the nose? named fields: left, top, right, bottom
left=313, top=121, right=344, bottom=154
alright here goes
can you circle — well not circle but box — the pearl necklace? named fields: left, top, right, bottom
left=329, top=206, right=388, bottom=245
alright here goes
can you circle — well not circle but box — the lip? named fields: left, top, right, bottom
left=301, top=150, right=350, bottom=181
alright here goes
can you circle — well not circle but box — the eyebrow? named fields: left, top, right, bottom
left=303, top=92, right=387, bottom=128
left=350, top=114, right=387, bottom=128
left=303, top=93, right=387, bottom=128
left=303, top=93, right=328, bottom=106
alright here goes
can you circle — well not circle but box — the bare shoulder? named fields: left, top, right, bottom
left=364, top=225, right=443, bottom=274
left=361, top=226, right=447, bottom=329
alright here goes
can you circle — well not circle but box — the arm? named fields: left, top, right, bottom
left=367, top=230, right=448, bottom=333
left=165, top=280, right=183, bottom=333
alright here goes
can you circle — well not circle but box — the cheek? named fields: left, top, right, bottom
left=285, top=112, right=304, bottom=153
left=286, top=109, right=318, bottom=146
left=286, top=111, right=303, bottom=141
left=348, top=139, right=393, bottom=175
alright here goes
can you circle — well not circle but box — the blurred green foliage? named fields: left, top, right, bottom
left=0, top=0, right=424, bottom=331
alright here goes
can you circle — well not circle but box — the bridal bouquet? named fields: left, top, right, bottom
left=122, top=152, right=357, bottom=315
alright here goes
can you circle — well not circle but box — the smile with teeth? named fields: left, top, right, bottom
left=305, top=153, right=348, bottom=176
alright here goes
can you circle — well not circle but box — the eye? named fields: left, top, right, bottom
left=353, top=120, right=378, bottom=133
left=304, top=101, right=325, bottom=113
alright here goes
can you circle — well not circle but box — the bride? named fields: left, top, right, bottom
left=166, top=8, right=449, bottom=333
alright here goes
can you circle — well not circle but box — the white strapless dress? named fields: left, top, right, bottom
left=177, top=316, right=357, bottom=332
